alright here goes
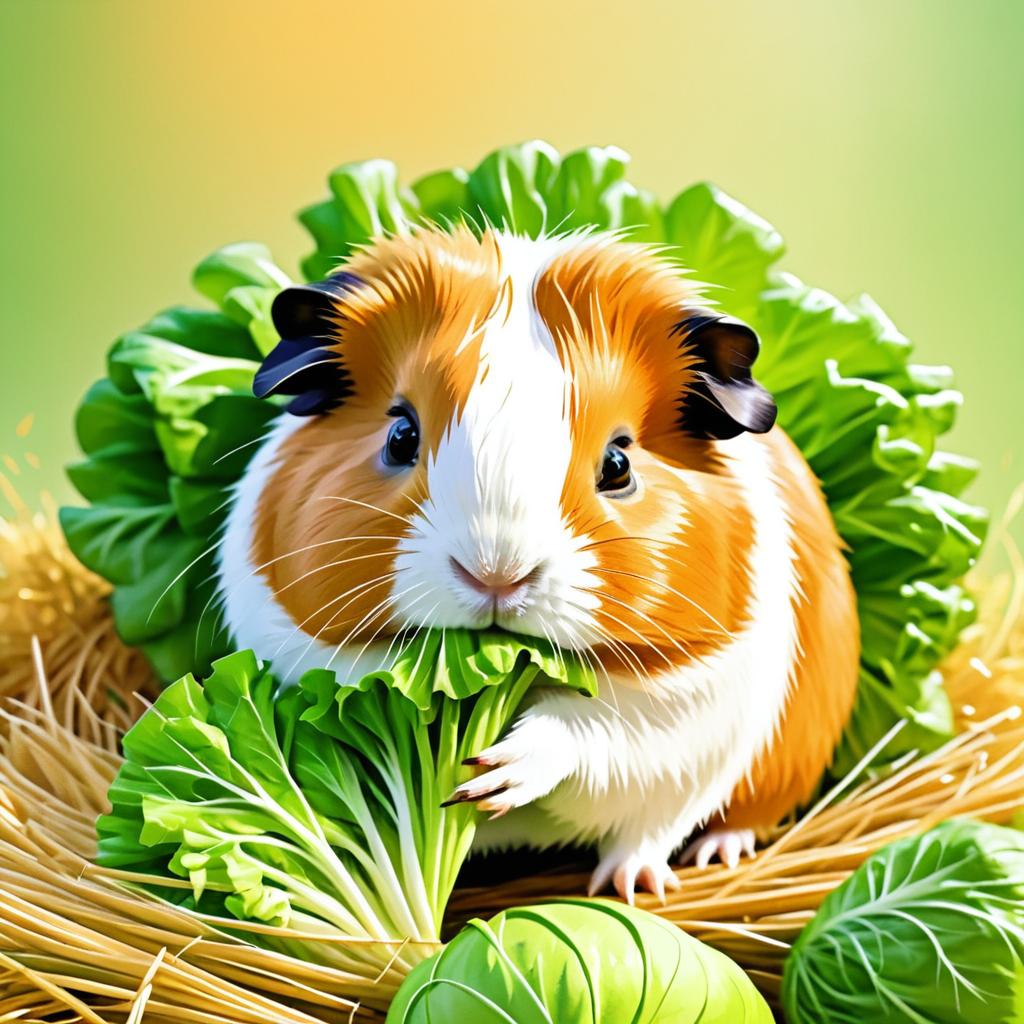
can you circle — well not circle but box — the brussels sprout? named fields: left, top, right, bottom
left=388, top=899, right=772, bottom=1023
left=784, top=819, right=1024, bottom=1023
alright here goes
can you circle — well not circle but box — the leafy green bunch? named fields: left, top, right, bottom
left=99, top=631, right=779, bottom=1020
left=98, top=630, right=596, bottom=983
left=784, top=819, right=1024, bottom=1023
left=59, top=243, right=288, bottom=681
left=62, top=140, right=986, bottom=770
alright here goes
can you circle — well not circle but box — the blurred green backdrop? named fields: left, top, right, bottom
left=1, top=0, right=1021, bottom=550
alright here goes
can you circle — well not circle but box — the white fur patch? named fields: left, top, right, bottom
left=391, top=232, right=600, bottom=648
left=474, top=432, right=800, bottom=862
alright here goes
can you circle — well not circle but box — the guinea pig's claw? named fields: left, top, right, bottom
left=589, top=850, right=680, bottom=905
left=639, top=863, right=681, bottom=903
left=449, top=726, right=569, bottom=814
left=677, top=827, right=757, bottom=870
left=441, top=782, right=508, bottom=808
left=614, top=860, right=680, bottom=905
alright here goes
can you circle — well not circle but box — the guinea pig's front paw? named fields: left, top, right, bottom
left=442, top=718, right=574, bottom=818
left=588, top=845, right=681, bottom=905
left=677, top=827, right=757, bottom=870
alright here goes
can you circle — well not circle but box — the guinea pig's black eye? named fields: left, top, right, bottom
left=597, top=441, right=636, bottom=497
left=383, top=406, right=420, bottom=468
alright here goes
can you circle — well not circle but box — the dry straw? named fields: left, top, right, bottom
left=0, top=471, right=157, bottom=749
left=1, top=472, right=1022, bottom=1022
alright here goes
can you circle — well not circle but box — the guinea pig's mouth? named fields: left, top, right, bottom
left=388, top=621, right=571, bottom=656
left=382, top=555, right=592, bottom=654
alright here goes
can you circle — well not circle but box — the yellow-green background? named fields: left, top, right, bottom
left=2, top=0, right=1021, bottom=550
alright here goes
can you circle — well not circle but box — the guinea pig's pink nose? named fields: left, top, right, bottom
left=449, top=557, right=539, bottom=601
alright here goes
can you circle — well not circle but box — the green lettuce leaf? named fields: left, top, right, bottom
left=62, top=251, right=290, bottom=676
left=64, top=140, right=985, bottom=774
left=97, top=632, right=596, bottom=978
left=783, top=819, right=1024, bottom=1023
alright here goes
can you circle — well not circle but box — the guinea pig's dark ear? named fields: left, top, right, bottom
left=253, top=271, right=361, bottom=416
left=674, top=309, right=777, bottom=440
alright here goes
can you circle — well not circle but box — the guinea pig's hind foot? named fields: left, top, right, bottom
left=677, top=827, right=756, bottom=870
left=588, top=847, right=682, bottom=905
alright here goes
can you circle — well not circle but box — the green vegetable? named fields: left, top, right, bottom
left=61, top=247, right=287, bottom=681
left=387, top=899, right=773, bottom=1023
left=783, top=819, right=1024, bottom=1023
left=63, top=140, right=986, bottom=769
left=97, top=631, right=596, bottom=980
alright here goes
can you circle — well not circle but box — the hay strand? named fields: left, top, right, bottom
left=0, top=695, right=391, bottom=1022
left=0, top=472, right=158, bottom=748
left=1, top=477, right=1022, bottom=1019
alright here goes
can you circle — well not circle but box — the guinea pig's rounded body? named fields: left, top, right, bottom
left=217, top=226, right=860, bottom=900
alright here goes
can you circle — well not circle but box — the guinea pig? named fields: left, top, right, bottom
left=216, top=225, right=860, bottom=902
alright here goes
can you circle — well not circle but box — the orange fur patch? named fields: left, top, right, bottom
left=535, top=239, right=753, bottom=676
left=720, top=429, right=860, bottom=829
left=251, top=228, right=501, bottom=648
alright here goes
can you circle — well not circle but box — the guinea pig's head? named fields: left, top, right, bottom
left=221, top=226, right=776, bottom=681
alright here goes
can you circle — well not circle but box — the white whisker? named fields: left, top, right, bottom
left=316, top=494, right=415, bottom=527
left=274, top=550, right=398, bottom=596
left=589, top=559, right=734, bottom=638
left=324, top=580, right=430, bottom=676
left=580, top=586, right=696, bottom=662
left=274, top=572, right=400, bottom=662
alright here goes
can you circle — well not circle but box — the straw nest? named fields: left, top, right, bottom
left=2, top=472, right=1022, bottom=1023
